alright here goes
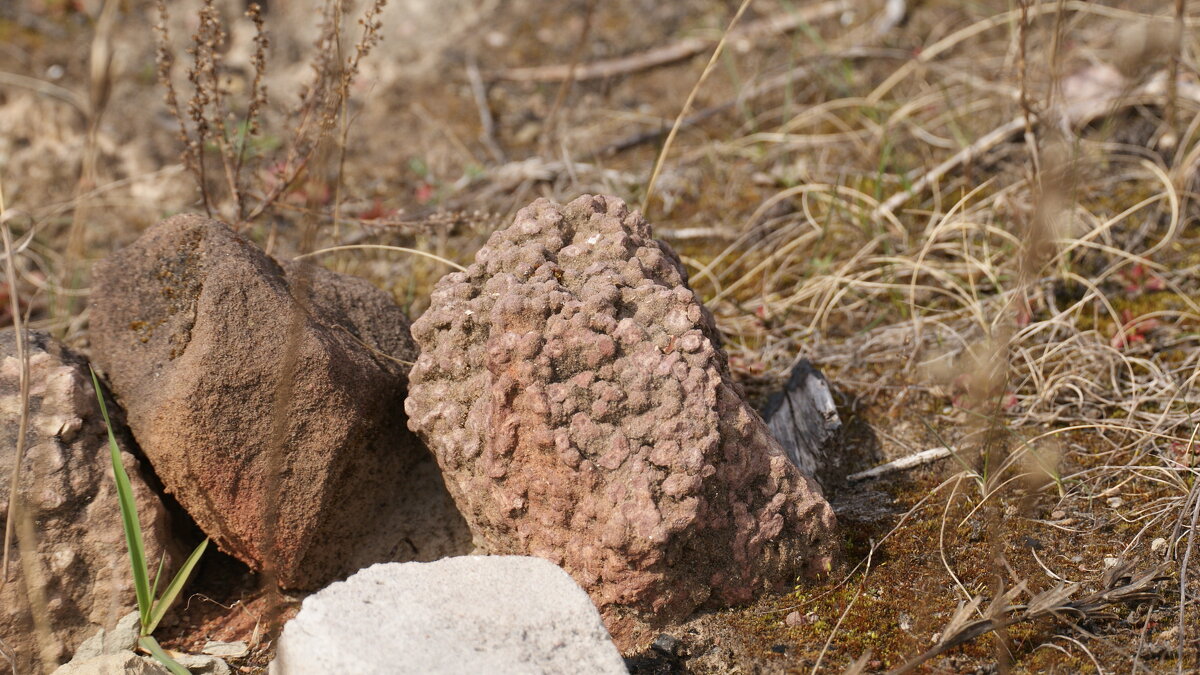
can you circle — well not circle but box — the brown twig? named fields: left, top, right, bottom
left=539, top=0, right=597, bottom=155
left=586, top=47, right=907, bottom=158
left=491, top=1, right=849, bottom=83
left=466, top=55, right=505, bottom=163
left=1163, top=0, right=1186, bottom=149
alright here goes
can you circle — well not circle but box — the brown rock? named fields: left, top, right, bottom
left=0, top=330, right=178, bottom=673
left=406, top=195, right=838, bottom=648
left=89, top=215, right=468, bottom=590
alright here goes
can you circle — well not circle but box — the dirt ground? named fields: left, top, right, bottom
left=2, top=0, right=1199, bottom=672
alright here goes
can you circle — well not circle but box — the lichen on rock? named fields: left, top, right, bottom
left=406, top=194, right=838, bottom=648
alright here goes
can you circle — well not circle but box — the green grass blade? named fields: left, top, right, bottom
left=138, top=635, right=192, bottom=675
left=90, top=367, right=152, bottom=632
left=151, top=553, right=167, bottom=601
left=146, top=537, right=209, bottom=635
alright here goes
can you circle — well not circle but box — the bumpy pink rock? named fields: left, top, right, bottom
left=406, top=195, right=838, bottom=648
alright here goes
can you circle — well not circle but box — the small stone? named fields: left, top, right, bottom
left=202, top=641, right=250, bottom=659
left=1107, top=497, right=1124, bottom=508
left=651, top=634, right=682, bottom=657
left=784, top=611, right=804, bottom=627
left=172, top=652, right=232, bottom=675
left=1151, top=537, right=1167, bottom=553
left=1050, top=509, right=1066, bottom=520
left=1104, top=557, right=1119, bottom=568
left=72, top=611, right=141, bottom=661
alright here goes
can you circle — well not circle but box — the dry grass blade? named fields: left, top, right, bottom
left=1177, top=475, right=1200, bottom=666
left=0, top=182, right=27, bottom=583
left=643, top=0, right=755, bottom=214
left=841, top=650, right=872, bottom=675
left=888, top=562, right=1170, bottom=673
left=292, top=244, right=466, bottom=272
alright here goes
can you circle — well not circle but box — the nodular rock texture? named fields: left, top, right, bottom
left=0, top=330, right=178, bottom=673
left=406, top=194, right=838, bottom=649
left=89, top=215, right=470, bottom=590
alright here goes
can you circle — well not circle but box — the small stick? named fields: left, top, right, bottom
left=0, top=181, right=29, bottom=584
left=874, top=116, right=1026, bottom=218
left=491, top=1, right=848, bottom=83
left=846, top=446, right=955, bottom=483
left=539, top=0, right=597, bottom=154
left=466, top=55, right=506, bottom=164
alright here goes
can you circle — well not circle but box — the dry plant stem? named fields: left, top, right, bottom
left=292, top=244, right=466, bottom=271
left=234, top=3, right=269, bottom=223
left=642, top=0, right=755, bottom=214
left=1165, top=0, right=1186, bottom=147
left=866, top=1, right=1125, bottom=105
left=0, top=636, right=13, bottom=675
left=0, top=194, right=28, bottom=582
left=875, top=116, right=1026, bottom=217
left=0, top=201, right=51, bottom=670
left=15, top=500, right=52, bottom=673
left=326, top=0, right=389, bottom=240
left=0, top=71, right=87, bottom=113
left=889, top=564, right=1168, bottom=674
left=1179, top=474, right=1200, bottom=668
left=539, top=0, right=596, bottom=154
left=154, top=0, right=203, bottom=210
left=466, top=56, right=505, bottom=163
left=846, top=446, right=954, bottom=482
left=244, top=0, right=387, bottom=226
left=492, top=1, right=848, bottom=82
left=60, top=0, right=118, bottom=328
left=1016, top=0, right=1034, bottom=142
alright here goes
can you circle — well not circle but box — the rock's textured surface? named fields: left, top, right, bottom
left=89, top=215, right=468, bottom=590
left=271, top=556, right=627, bottom=675
left=50, top=652, right=172, bottom=675
left=406, top=195, right=838, bottom=648
left=0, top=331, right=177, bottom=673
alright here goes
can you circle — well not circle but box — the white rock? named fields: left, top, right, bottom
left=271, top=556, right=627, bottom=675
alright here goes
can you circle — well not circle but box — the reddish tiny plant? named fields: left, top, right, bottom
left=1110, top=308, right=1161, bottom=350
left=1116, top=263, right=1167, bottom=295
